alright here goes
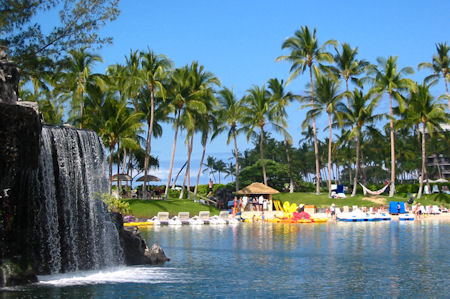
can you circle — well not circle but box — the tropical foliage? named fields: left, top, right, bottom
left=14, top=21, right=449, bottom=198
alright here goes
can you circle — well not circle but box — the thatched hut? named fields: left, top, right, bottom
left=236, top=182, right=279, bottom=211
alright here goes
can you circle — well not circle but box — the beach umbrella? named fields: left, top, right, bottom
left=136, top=174, right=161, bottom=182
left=111, top=173, right=133, bottom=181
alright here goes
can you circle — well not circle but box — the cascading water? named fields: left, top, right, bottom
left=36, top=125, right=123, bottom=274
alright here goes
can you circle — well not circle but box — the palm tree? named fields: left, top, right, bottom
left=123, top=50, right=144, bottom=110
left=276, top=25, right=336, bottom=194
left=341, top=89, right=382, bottom=196
left=214, top=159, right=227, bottom=184
left=139, top=49, right=173, bottom=199
left=193, top=90, right=220, bottom=199
left=268, top=78, right=299, bottom=193
left=403, top=82, right=446, bottom=198
left=216, top=87, right=246, bottom=192
left=58, top=47, right=103, bottom=128
left=97, top=96, right=143, bottom=192
left=326, top=42, right=369, bottom=106
left=369, top=56, right=415, bottom=197
left=163, top=62, right=219, bottom=199
left=418, top=42, right=450, bottom=110
left=202, top=156, right=217, bottom=181
left=302, top=75, right=346, bottom=195
left=241, top=84, right=275, bottom=186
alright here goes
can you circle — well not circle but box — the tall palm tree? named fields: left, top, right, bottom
left=216, top=87, right=246, bottom=192
left=403, top=82, right=446, bottom=198
left=140, top=49, right=173, bottom=198
left=418, top=42, right=450, bottom=110
left=326, top=42, right=369, bottom=106
left=123, top=50, right=144, bottom=110
left=341, top=89, right=382, bottom=196
left=242, top=84, right=275, bottom=186
left=276, top=25, right=336, bottom=194
left=268, top=78, right=299, bottom=193
left=163, top=62, right=219, bottom=199
left=58, top=47, right=103, bottom=128
left=194, top=90, right=220, bottom=199
left=302, top=75, right=345, bottom=195
left=369, top=56, right=415, bottom=197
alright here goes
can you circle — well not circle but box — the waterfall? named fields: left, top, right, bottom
left=36, top=125, right=123, bottom=274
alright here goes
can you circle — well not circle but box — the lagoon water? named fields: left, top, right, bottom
left=3, top=221, right=449, bottom=298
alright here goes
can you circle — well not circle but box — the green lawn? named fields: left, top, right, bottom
left=124, top=198, right=219, bottom=218
left=124, top=193, right=449, bottom=218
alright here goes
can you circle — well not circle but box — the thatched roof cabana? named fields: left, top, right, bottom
left=236, top=182, right=280, bottom=195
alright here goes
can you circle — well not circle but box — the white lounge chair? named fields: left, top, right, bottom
left=157, top=212, right=169, bottom=224
left=178, top=212, right=190, bottom=224
left=198, top=211, right=211, bottom=224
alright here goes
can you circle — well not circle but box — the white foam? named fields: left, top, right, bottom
left=37, top=266, right=192, bottom=286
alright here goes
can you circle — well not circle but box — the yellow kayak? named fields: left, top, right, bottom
left=311, top=218, right=328, bottom=223
left=124, top=222, right=154, bottom=228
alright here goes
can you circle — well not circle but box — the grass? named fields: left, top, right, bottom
left=124, top=193, right=449, bottom=218
left=124, top=198, right=219, bottom=218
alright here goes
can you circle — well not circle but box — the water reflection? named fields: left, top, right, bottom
left=2, top=222, right=449, bottom=298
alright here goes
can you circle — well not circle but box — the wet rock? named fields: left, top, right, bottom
left=111, top=212, right=170, bottom=265
left=0, top=60, right=20, bottom=104
left=0, top=259, right=37, bottom=287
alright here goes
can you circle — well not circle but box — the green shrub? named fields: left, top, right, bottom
left=102, top=194, right=130, bottom=214
left=168, top=189, right=180, bottom=198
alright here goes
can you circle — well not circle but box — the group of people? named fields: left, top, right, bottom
left=232, top=195, right=270, bottom=214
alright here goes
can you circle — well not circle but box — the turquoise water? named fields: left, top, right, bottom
left=2, top=221, right=449, bottom=298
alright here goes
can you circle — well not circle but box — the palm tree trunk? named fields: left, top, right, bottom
left=180, top=134, right=193, bottom=199
left=260, top=126, right=267, bottom=185
left=194, top=135, right=208, bottom=199
left=445, top=79, right=449, bottom=111
left=345, top=80, right=350, bottom=107
left=187, top=134, right=194, bottom=199
left=352, top=132, right=361, bottom=197
left=327, top=112, right=333, bottom=196
left=418, top=121, right=427, bottom=198
left=388, top=93, right=396, bottom=197
left=164, top=111, right=180, bottom=200
left=172, top=161, right=187, bottom=189
left=284, top=133, right=295, bottom=193
left=144, top=88, right=155, bottom=199
left=233, top=130, right=240, bottom=192
left=310, top=66, right=321, bottom=194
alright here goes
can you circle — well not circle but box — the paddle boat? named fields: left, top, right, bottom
left=188, top=215, right=205, bottom=225
left=168, top=216, right=183, bottom=225
left=209, top=215, right=227, bottom=225
left=399, top=214, right=415, bottom=221
left=337, top=210, right=388, bottom=222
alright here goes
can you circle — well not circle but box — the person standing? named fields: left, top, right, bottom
left=208, top=179, right=213, bottom=194
left=330, top=203, right=336, bottom=220
left=258, top=195, right=264, bottom=212
left=242, top=195, right=248, bottom=211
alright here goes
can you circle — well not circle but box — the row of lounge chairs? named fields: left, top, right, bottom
left=150, top=211, right=239, bottom=225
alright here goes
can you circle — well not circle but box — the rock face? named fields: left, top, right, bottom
left=111, top=213, right=170, bottom=265
left=0, top=103, right=41, bottom=287
left=0, top=60, right=20, bottom=104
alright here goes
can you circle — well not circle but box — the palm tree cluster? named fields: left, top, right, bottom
left=19, top=27, right=448, bottom=199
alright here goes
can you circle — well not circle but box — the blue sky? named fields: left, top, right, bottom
left=74, top=0, right=449, bottom=185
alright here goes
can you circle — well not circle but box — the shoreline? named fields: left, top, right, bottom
left=239, top=210, right=450, bottom=222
